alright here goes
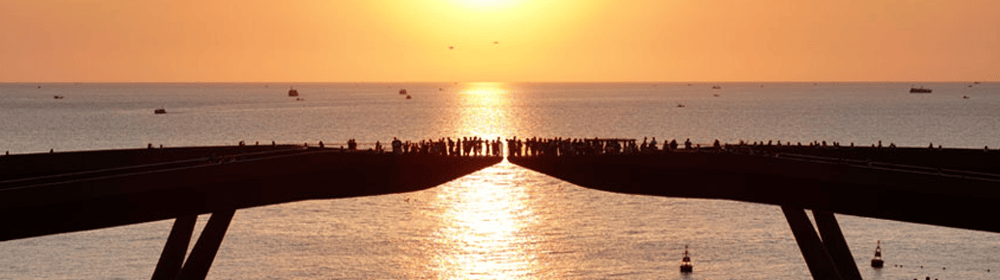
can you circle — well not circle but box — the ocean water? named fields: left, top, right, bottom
left=1, top=82, right=999, bottom=279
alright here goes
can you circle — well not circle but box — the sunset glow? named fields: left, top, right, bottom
left=1, top=0, right=996, bottom=82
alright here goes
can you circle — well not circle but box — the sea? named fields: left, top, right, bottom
left=1, top=82, right=999, bottom=280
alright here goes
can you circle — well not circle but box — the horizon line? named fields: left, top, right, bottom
left=2, top=80, right=995, bottom=84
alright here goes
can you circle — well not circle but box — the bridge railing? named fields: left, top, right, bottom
left=751, top=150, right=1000, bottom=183
left=0, top=146, right=313, bottom=191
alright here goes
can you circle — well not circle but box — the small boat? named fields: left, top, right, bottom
left=677, top=104, right=686, bottom=108
left=154, top=108, right=167, bottom=114
left=871, top=240, right=884, bottom=268
left=288, top=87, right=299, bottom=97
left=399, top=89, right=408, bottom=95
left=963, top=95, right=969, bottom=99
left=910, top=86, right=932, bottom=93
left=439, top=87, right=444, bottom=91
left=53, top=95, right=64, bottom=99
left=711, top=85, right=721, bottom=89
left=406, top=95, right=412, bottom=99
left=712, top=94, right=720, bottom=97
left=680, top=245, right=693, bottom=273
left=295, top=98, right=304, bottom=101
left=969, top=85, right=974, bottom=87
left=974, top=81, right=981, bottom=85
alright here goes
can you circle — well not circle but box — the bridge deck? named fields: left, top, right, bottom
left=509, top=146, right=1000, bottom=233
left=1, top=146, right=500, bottom=241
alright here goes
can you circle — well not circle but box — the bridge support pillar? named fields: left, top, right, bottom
left=151, top=215, right=197, bottom=280
left=813, top=210, right=862, bottom=280
left=149, top=209, right=236, bottom=280
left=176, top=208, right=236, bottom=280
left=781, top=205, right=843, bottom=280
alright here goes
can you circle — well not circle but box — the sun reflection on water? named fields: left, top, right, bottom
left=452, top=82, right=516, bottom=142
left=427, top=165, right=544, bottom=279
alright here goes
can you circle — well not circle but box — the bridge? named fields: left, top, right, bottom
left=4, top=138, right=999, bottom=280
left=507, top=138, right=1000, bottom=280
left=0, top=143, right=500, bottom=280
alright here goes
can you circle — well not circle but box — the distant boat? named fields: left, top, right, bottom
left=711, top=85, right=721, bottom=89
left=53, top=95, right=64, bottom=99
left=295, top=98, right=304, bottom=101
left=288, top=87, right=299, bottom=97
left=399, top=89, right=408, bottom=95
left=969, top=85, right=974, bottom=87
left=406, top=95, right=412, bottom=99
left=154, top=108, right=167, bottom=114
left=870, top=240, right=884, bottom=268
left=974, top=81, right=981, bottom=85
left=676, top=104, right=686, bottom=108
left=713, top=94, right=720, bottom=97
left=680, top=245, right=693, bottom=273
left=963, top=95, right=969, bottom=99
left=910, top=86, right=932, bottom=93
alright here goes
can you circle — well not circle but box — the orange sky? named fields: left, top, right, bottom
left=1, top=0, right=997, bottom=82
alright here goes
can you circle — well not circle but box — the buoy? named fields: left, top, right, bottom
left=680, top=245, right=693, bottom=273
left=871, top=240, right=884, bottom=268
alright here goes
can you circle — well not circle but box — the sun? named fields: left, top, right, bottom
left=451, top=0, right=523, bottom=12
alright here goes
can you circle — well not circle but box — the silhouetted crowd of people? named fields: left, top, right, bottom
left=505, top=136, right=704, bottom=157
left=501, top=136, right=970, bottom=157
left=389, top=137, right=503, bottom=156
left=301, top=136, right=986, bottom=157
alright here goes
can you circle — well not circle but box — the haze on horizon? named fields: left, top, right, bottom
left=1, top=0, right=997, bottom=83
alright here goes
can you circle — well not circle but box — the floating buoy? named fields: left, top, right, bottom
left=871, top=240, right=884, bottom=268
left=680, top=245, right=693, bottom=273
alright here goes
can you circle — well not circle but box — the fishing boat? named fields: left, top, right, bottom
left=399, top=89, right=408, bottom=95
left=288, top=87, right=299, bottom=97
left=974, top=81, right=981, bottom=85
left=154, top=108, right=167, bottom=114
left=910, top=86, right=932, bottom=93
left=53, top=95, right=64, bottom=99
left=870, top=240, right=884, bottom=268
left=406, top=95, right=412, bottom=100
left=676, top=104, right=686, bottom=108
left=711, top=85, right=722, bottom=89
left=680, top=245, right=693, bottom=273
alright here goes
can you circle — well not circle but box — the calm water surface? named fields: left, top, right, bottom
left=1, top=82, right=999, bottom=279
